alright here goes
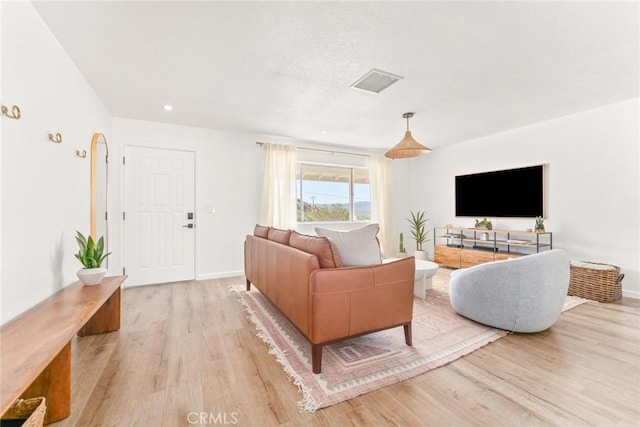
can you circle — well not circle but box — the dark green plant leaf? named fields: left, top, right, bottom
left=75, top=231, right=111, bottom=268
left=406, top=210, right=431, bottom=251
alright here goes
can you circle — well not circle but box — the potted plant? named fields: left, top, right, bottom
left=75, top=230, right=111, bottom=285
left=398, top=232, right=407, bottom=257
left=474, top=218, right=493, bottom=230
left=407, top=210, right=430, bottom=260
left=534, top=216, right=545, bottom=233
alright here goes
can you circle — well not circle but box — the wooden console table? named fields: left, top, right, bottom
left=0, top=275, right=127, bottom=424
left=434, top=227, right=552, bottom=268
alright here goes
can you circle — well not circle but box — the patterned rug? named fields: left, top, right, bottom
left=231, top=268, right=590, bottom=412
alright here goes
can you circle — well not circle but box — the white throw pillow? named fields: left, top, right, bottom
left=315, top=224, right=382, bottom=266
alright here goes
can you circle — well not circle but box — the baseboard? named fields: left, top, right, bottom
left=197, top=270, right=244, bottom=280
left=622, top=289, right=640, bottom=299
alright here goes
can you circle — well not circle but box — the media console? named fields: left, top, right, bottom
left=434, top=227, right=552, bottom=268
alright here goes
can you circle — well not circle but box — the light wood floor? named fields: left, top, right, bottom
left=51, top=274, right=639, bottom=427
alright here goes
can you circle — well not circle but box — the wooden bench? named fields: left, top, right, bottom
left=0, top=275, right=127, bottom=424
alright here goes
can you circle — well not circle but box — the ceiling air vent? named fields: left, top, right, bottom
left=350, top=69, right=404, bottom=94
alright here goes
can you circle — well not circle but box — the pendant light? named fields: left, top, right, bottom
left=384, top=112, right=432, bottom=159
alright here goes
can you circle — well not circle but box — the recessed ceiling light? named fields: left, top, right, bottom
left=321, top=130, right=328, bottom=134
left=163, top=104, right=173, bottom=111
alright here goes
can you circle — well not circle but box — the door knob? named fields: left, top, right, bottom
left=182, top=224, right=194, bottom=229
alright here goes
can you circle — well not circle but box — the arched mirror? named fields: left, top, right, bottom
left=91, top=132, right=109, bottom=266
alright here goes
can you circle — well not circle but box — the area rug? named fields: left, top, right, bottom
left=230, top=269, right=590, bottom=412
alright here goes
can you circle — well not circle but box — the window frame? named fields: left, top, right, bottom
left=296, top=161, right=371, bottom=223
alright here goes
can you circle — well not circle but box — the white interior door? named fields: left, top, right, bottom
left=123, top=146, right=195, bottom=286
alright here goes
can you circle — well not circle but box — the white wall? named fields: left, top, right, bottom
left=1, top=2, right=112, bottom=323
left=111, top=118, right=264, bottom=280
left=111, top=119, right=386, bottom=280
left=0, top=1, right=4, bottom=324
left=392, top=161, right=413, bottom=254
left=405, top=99, right=640, bottom=298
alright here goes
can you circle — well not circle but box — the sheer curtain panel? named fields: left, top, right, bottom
left=369, top=154, right=394, bottom=258
left=259, top=143, right=297, bottom=229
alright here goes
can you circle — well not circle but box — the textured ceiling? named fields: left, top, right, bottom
left=32, top=1, right=639, bottom=151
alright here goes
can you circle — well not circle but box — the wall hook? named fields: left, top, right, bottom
left=1, top=105, right=21, bottom=120
left=48, top=133, right=62, bottom=143
left=76, top=150, right=87, bottom=158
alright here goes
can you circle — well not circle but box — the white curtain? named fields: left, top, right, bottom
left=259, top=143, right=297, bottom=229
left=369, top=154, right=395, bottom=258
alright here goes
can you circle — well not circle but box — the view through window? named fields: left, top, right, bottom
left=296, top=163, right=371, bottom=222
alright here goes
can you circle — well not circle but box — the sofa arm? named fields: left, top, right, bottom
left=308, top=257, right=415, bottom=343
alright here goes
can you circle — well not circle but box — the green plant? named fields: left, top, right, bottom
left=407, top=210, right=430, bottom=251
left=399, top=232, right=406, bottom=253
left=75, top=231, right=111, bottom=269
left=535, top=216, right=544, bottom=225
left=474, top=218, right=493, bottom=230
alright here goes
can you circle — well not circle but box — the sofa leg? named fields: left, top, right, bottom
left=312, top=344, right=323, bottom=374
left=404, top=322, right=412, bottom=346
left=246, top=279, right=251, bottom=291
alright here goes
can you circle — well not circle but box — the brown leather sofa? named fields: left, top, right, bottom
left=244, top=225, right=415, bottom=373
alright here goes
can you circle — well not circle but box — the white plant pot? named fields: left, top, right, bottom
left=414, top=250, right=428, bottom=260
left=77, top=267, right=107, bottom=286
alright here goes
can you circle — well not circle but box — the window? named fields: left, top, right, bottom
left=296, top=163, right=371, bottom=222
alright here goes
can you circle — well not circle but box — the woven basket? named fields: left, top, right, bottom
left=1, top=397, right=46, bottom=427
left=569, top=261, right=624, bottom=302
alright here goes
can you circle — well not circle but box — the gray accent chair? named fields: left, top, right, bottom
left=449, top=249, right=570, bottom=333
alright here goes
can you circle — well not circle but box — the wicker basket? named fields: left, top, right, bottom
left=569, top=261, right=624, bottom=302
left=1, top=397, right=46, bottom=427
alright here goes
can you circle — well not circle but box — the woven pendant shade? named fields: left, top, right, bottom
left=385, top=113, right=432, bottom=159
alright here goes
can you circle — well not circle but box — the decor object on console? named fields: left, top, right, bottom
left=74, top=230, right=111, bottom=285
left=449, top=249, right=570, bottom=332
left=535, top=216, right=545, bottom=232
left=475, top=218, right=493, bottom=230
left=384, top=112, right=432, bottom=159
left=244, top=225, right=415, bottom=373
left=407, top=210, right=430, bottom=260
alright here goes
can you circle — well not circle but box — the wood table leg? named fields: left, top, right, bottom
left=78, top=287, right=121, bottom=336
left=20, top=342, right=71, bottom=424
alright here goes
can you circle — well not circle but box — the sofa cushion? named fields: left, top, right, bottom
left=267, top=227, right=291, bottom=245
left=254, top=224, right=270, bottom=239
left=315, top=224, right=382, bottom=266
left=289, top=231, right=343, bottom=269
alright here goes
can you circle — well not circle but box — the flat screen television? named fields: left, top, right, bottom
left=455, top=165, right=545, bottom=218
